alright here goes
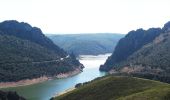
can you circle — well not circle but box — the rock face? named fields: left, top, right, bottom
left=100, top=28, right=162, bottom=71
left=0, top=90, right=26, bottom=100
left=100, top=21, right=170, bottom=83
left=0, top=20, right=83, bottom=82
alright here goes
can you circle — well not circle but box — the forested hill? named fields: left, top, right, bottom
left=47, top=33, right=124, bottom=56
left=0, top=20, right=66, bottom=57
left=0, top=20, right=83, bottom=82
left=100, top=28, right=162, bottom=71
left=100, top=21, right=170, bottom=83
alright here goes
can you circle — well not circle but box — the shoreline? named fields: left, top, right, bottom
left=0, top=67, right=82, bottom=89
left=53, top=87, right=75, bottom=98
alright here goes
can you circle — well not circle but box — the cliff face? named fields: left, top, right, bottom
left=100, top=21, right=170, bottom=82
left=100, top=28, right=162, bottom=71
left=0, top=20, right=83, bottom=82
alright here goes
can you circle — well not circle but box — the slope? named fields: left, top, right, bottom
left=0, top=20, right=83, bottom=82
left=100, top=28, right=162, bottom=71
left=100, top=21, right=170, bottom=83
left=54, top=76, right=170, bottom=100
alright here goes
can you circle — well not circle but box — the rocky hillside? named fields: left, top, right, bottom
left=0, top=20, right=83, bottom=82
left=47, top=34, right=124, bottom=56
left=100, top=21, right=170, bottom=82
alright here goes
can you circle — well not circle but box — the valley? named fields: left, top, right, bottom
left=1, top=20, right=170, bottom=100
left=1, top=0, right=170, bottom=100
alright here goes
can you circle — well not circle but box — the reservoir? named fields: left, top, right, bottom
left=1, top=54, right=111, bottom=100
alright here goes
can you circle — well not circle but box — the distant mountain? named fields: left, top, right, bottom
left=100, top=21, right=170, bottom=83
left=0, top=20, right=83, bottom=82
left=47, top=33, right=124, bottom=56
left=54, top=76, right=170, bottom=100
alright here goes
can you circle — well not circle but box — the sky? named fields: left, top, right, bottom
left=0, top=0, right=170, bottom=34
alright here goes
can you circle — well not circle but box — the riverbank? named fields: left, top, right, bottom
left=53, top=87, right=75, bottom=98
left=0, top=67, right=83, bottom=89
left=0, top=54, right=109, bottom=100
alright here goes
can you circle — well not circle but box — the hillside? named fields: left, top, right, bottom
left=0, top=20, right=83, bottom=82
left=47, top=34, right=124, bottom=56
left=100, top=21, right=170, bottom=83
left=100, top=28, right=162, bottom=71
left=0, top=20, right=66, bottom=57
left=54, top=76, right=170, bottom=100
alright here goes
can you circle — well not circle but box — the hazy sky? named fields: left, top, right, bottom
left=0, top=0, right=170, bottom=34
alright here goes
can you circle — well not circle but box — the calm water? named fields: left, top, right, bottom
left=1, top=54, right=111, bottom=100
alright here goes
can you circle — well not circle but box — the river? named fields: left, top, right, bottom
left=1, top=53, right=111, bottom=100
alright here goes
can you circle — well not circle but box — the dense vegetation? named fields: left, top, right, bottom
left=0, top=90, right=25, bottom=100
left=0, top=20, right=82, bottom=82
left=54, top=76, right=170, bottom=100
left=100, top=21, right=170, bottom=81
left=47, top=34, right=124, bottom=56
